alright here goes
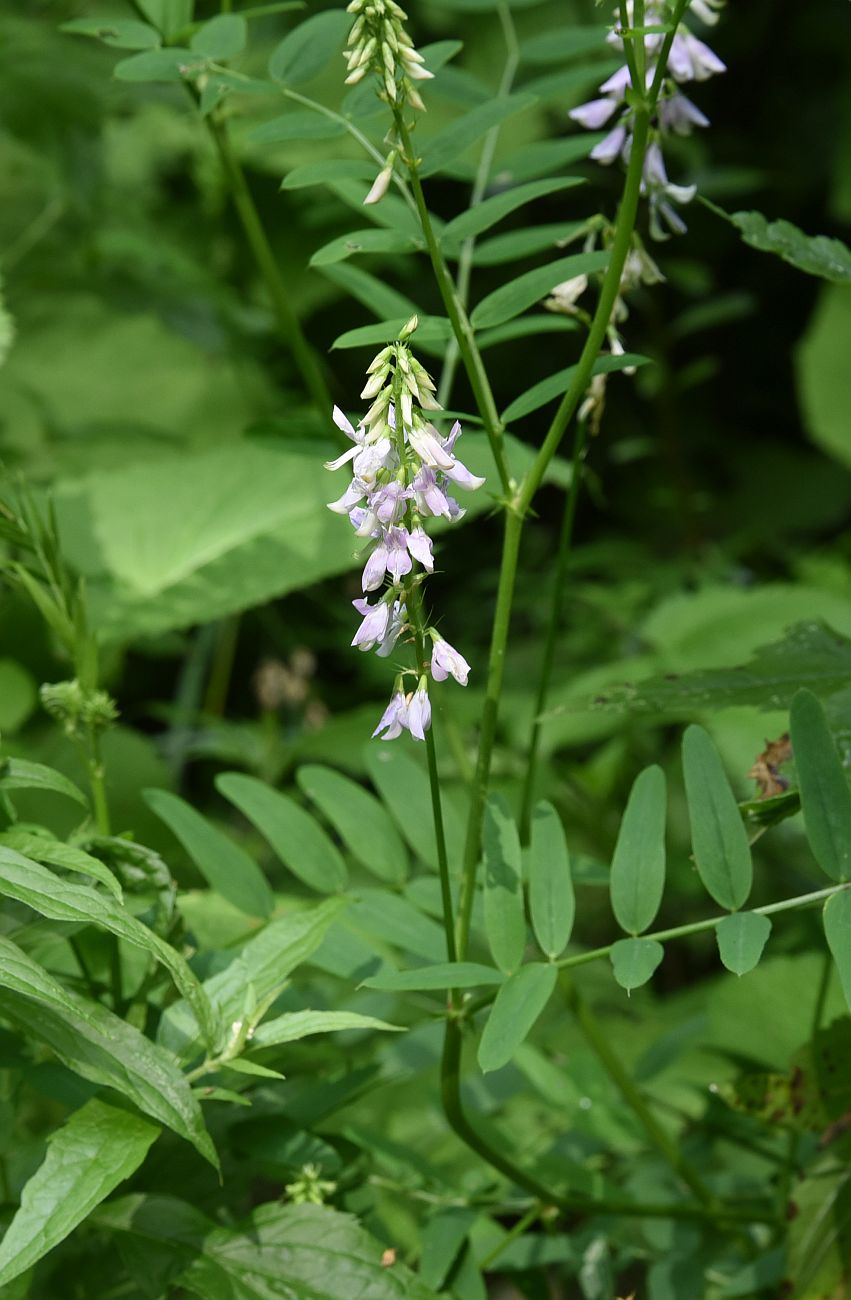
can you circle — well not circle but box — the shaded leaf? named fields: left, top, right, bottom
left=0, top=1099, right=159, bottom=1288
left=528, top=801, right=574, bottom=959
left=310, top=228, right=423, bottom=267
left=722, top=208, right=851, bottom=285
left=440, top=178, right=585, bottom=246
left=791, top=688, right=851, bottom=882
left=609, top=938, right=664, bottom=991
left=365, top=745, right=463, bottom=871
left=190, top=14, right=246, bottom=59
left=252, top=1010, right=401, bottom=1047
left=501, top=351, right=648, bottom=423
left=419, top=94, right=537, bottom=178
left=248, top=112, right=346, bottom=144
left=144, top=788, right=274, bottom=917
left=216, top=772, right=348, bottom=894
left=0, top=937, right=217, bottom=1167
left=61, top=18, right=161, bottom=49
left=473, top=222, right=586, bottom=267
left=471, top=251, right=609, bottom=330
left=113, top=47, right=205, bottom=81
left=483, top=795, right=525, bottom=974
left=268, top=11, right=350, bottom=86
left=493, top=134, right=605, bottom=183
left=281, top=160, right=377, bottom=191
left=478, top=962, right=557, bottom=1072
left=715, top=912, right=772, bottom=976
left=520, top=25, right=609, bottom=64
left=362, top=962, right=504, bottom=991
left=823, top=890, right=851, bottom=1011
left=682, top=725, right=752, bottom=910
left=0, top=757, right=87, bottom=807
left=609, top=765, right=666, bottom=936
left=296, top=764, right=408, bottom=885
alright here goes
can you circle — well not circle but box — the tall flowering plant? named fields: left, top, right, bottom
left=325, top=317, right=483, bottom=741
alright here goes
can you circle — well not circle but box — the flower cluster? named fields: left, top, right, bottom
left=570, top=0, right=725, bottom=238
left=344, top=0, right=432, bottom=111
left=325, top=317, right=483, bottom=741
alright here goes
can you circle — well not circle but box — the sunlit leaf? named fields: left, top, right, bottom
left=478, top=962, right=557, bottom=1072
left=252, top=1010, right=401, bottom=1046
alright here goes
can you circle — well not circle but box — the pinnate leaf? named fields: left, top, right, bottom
left=478, top=962, right=557, bottom=1072
left=419, top=94, right=537, bottom=178
left=440, top=178, right=585, bottom=246
left=363, top=962, right=504, bottom=992
left=268, top=11, right=350, bottom=86
left=682, top=724, right=752, bottom=910
left=61, top=18, right=161, bottom=48
left=252, top=1010, right=401, bottom=1046
left=502, top=351, right=648, bottom=424
left=0, top=1099, right=160, bottom=1288
left=724, top=208, right=851, bottom=285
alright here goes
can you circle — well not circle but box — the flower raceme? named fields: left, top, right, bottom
left=325, top=318, right=484, bottom=742
left=569, top=0, right=726, bottom=238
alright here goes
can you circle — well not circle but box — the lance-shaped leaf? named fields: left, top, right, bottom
left=0, top=757, right=87, bottom=806
left=440, top=177, right=585, bottom=246
left=0, top=1099, right=160, bottom=1288
left=682, top=725, right=752, bottom=910
left=0, top=830, right=122, bottom=901
left=528, top=801, right=574, bottom=959
left=791, top=689, right=851, bottom=882
left=501, top=351, right=649, bottom=424
left=158, top=898, right=343, bottom=1055
left=362, top=962, right=504, bottom=991
left=715, top=912, right=772, bottom=976
left=483, top=796, right=526, bottom=973
left=268, top=10, right=349, bottom=85
left=0, top=846, right=217, bottom=1049
left=144, top=788, right=274, bottom=918
left=823, top=890, right=851, bottom=1010
left=252, top=1010, right=401, bottom=1047
left=609, top=938, right=664, bottom=992
left=365, top=746, right=464, bottom=871
left=0, top=937, right=217, bottom=1168
left=609, top=765, right=667, bottom=936
left=216, top=773, right=348, bottom=894
left=296, top=764, right=408, bottom=885
left=471, top=250, right=609, bottom=330
left=419, top=94, right=537, bottom=178
left=478, top=962, right=557, bottom=1073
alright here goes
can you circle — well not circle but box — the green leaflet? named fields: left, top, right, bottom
left=823, top=891, right=851, bottom=1010
left=0, top=937, right=217, bottom=1168
left=419, top=94, right=537, bottom=178
left=362, top=962, right=504, bottom=991
left=216, top=772, right=348, bottom=894
left=268, top=11, right=350, bottom=86
left=135, top=0, right=193, bottom=39
left=252, top=1010, right=401, bottom=1047
left=528, top=801, right=574, bottom=959
left=113, top=48, right=205, bottom=82
left=189, top=14, right=246, bottom=60
left=719, top=207, right=851, bottom=285
left=144, top=788, right=275, bottom=917
left=478, top=962, right=557, bottom=1073
left=519, top=25, right=609, bottom=64
left=0, top=831, right=122, bottom=901
left=483, top=795, right=526, bottom=974
left=158, top=898, right=343, bottom=1055
left=296, top=764, right=408, bottom=884
left=715, top=912, right=772, bottom=976
left=281, top=160, right=377, bottom=191
left=309, top=228, right=424, bottom=268
left=791, top=689, right=851, bottom=882
left=61, top=17, right=161, bottom=48
left=0, top=845, right=217, bottom=1048
left=332, top=316, right=453, bottom=351
left=682, top=725, right=752, bottom=911
left=609, top=938, right=664, bottom=992
left=473, top=223, right=586, bottom=267
left=248, top=112, right=346, bottom=145
left=365, top=745, right=464, bottom=871
left=0, top=756, right=87, bottom=807
left=471, top=250, right=609, bottom=330
left=440, top=178, right=585, bottom=246
left=501, top=352, right=649, bottom=423
left=609, top=766, right=667, bottom=936
left=0, top=1099, right=159, bottom=1288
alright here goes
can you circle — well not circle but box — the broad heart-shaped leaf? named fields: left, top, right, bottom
left=483, top=795, right=526, bottom=974
left=791, top=689, right=851, bottom=882
left=296, top=765, right=408, bottom=885
left=60, top=17, right=161, bottom=48
left=0, top=936, right=217, bottom=1168
left=722, top=208, right=851, bottom=285
left=0, top=1099, right=159, bottom=1288
left=478, top=963, right=557, bottom=1073
left=528, top=801, right=574, bottom=959
left=190, top=13, right=246, bottom=59
left=0, top=756, right=87, bottom=806
left=823, top=891, right=851, bottom=1010
left=144, top=788, right=274, bottom=917
left=268, top=10, right=349, bottom=85
left=440, top=178, right=585, bottom=247
left=0, top=846, right=217, bottom=1049
left=682, top=725, right=752, bottom=910
left=502, top=351, right=649, bottom=424
left=471, top=250, right=609, bottom=330
left=715, top=912, right=772, bottom=976
left=576, top=621, right=851, bottom=715
left=419, top=93, right=537, bottom=178
left=609, top=765, right=667, bottom=936
left=609, top=938, right=664, bottom=992
left=362, top=962, right=504, bottom=991
left=158, top=899, right=343, bottom=1056
left=365, top=746, right=464, bottom=872
left=216, top=773, right=348, bottom=894
left=251, top=1010, right=401, bottom=1047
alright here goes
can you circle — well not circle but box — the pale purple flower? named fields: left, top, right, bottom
left=568, top=98, right=619, bottom=130
left=591, top=124, right=628, bottom=164
left=376, top=599, right=406, bottom=657
left=362, top=544, right=389, bottom=592
left=668, top=30, right=725, bottom=82
left=412, top=466, right=454, bottom=518
left=351, top=597, right=390, bottom=651
left=373, top=690, right=408, bottom=740
left=385, top=527, right=413, bottom=582
left=658, top=92, right=710, bottom=135
left=371, top=479, right=409, bottom=525
left=407, top=526, right=434, bottom=571
left=406, top=681, right=432, bottom=741
left=408, top=425, right=455, bottom=471
left=430, top=635, right=471, bottom=686
left=327, top=477, right=368, bottom=516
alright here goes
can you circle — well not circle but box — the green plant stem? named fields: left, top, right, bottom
left=437, top=1, right=519, bottom=409
left=203, top=615, right=240, bottom=716
left=518, top=415, right=590, bottom=840
left=440, top=1021, right=774, bottom=1226
left=393, top=112, right=512, bottom=497
left=206, top=113, right=331, bottom=415
left=564, top=978, right=718, bottom=1209
left=476, top=1202, right=542, bottom=1272
left=811, top=946, right=832, bottom=1036
left=86, top=726, right=111, bottom=835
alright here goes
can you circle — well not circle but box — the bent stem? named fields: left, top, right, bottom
left=518, top=414, right=590, bottom=840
